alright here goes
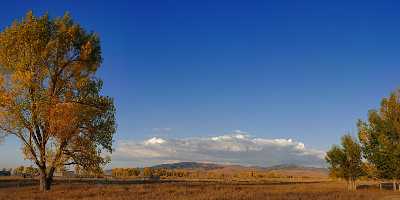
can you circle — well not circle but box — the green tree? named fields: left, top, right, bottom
left=326, top=134, right=363, bottom=191
left=358, top=91, right=400, bottom=190
left=0, top=12, right=115, bottom=191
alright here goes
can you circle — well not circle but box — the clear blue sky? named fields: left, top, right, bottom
left=1, top=0, right=400, bottom=167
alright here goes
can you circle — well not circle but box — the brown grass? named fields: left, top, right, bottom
left=0, top=179, right=399, bottom=200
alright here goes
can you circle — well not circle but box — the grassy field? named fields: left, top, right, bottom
left=1, top=178, right=400, bottom=200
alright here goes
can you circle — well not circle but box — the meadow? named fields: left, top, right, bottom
left=0, top=177, right=399, bottom=200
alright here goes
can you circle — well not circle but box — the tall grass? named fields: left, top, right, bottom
left=0, top=180, right=397, bottom=200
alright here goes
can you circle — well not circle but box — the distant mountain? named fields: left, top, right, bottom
left=260, top=164, right=328, bottom=178
left=151, top=162, right=327, bottom=172
left=263, top=164, right=327, bottom=171
left=152, top=162, right=328, bottom=178
left=152, top=162, right=223, bottom=170
left=106, top=162, right=328, bottom=178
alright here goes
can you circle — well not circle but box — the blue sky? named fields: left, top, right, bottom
left=1, top=0, right=400, bottom=168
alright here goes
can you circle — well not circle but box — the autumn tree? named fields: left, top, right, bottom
left=358, top=91, right=400, bottom=190
left=143, top=167, right=154, bottom=177
left=0, top=12, right=115, bottom=191
left=325, top=134, right=364, bottom=191
left=13, top=166, right=25, bottom=176
left=111, top=168, right=141, bottom=177
left=127, top=168, right=141, bottom=176
left=25, top=166, right=39, bottom=176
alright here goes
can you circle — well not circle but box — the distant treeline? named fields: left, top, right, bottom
left=111, top=167, right=314, bottom=179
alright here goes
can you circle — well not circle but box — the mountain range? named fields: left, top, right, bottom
left=106, top=162, right=328, bottom=178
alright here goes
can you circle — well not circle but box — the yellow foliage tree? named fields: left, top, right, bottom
left=0, top=12, right=116, bottom=191
left=143, top=167, right=153, bottom=177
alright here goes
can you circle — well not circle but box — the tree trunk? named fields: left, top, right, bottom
left=393, top=180, right=397, bottom=191
left=351, top=180, right=354, bottom=191
left=39, top=168, right=55, bottom=191
left=349, top=179, right=353, bottom=191
left=347, top=179, right=356, bottom=191
left=39, top=172, right=50, bottom=191
left=346, top=180, right=350, bottom=191
left=354, top=180, right=357, bottom=191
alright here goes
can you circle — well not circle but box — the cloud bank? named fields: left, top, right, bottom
left=113, top=130, right=326, bottom=167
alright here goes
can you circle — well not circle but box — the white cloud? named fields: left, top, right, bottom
left=144, top=137, right=166, bottom=145
left=112, top=131, right=326, bottom=167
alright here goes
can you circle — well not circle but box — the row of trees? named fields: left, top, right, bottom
left=326, top=90, right=400, bottom=191
left=112, top=168, right=141, bottom=177
left=112, top=167, right=192, bottom=178
left=111, top=167, right=310, bottom=180
left=3, top=165, right=302, bottom=180
left=0, top=166, right=40, bottom=176
left=13, top=166, right=39, bottom=176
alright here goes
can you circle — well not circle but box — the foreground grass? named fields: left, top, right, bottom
left=0, top=180, right=399, bottom=200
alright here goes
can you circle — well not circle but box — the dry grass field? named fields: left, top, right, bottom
left=1, top=178, right=400, bottom=200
